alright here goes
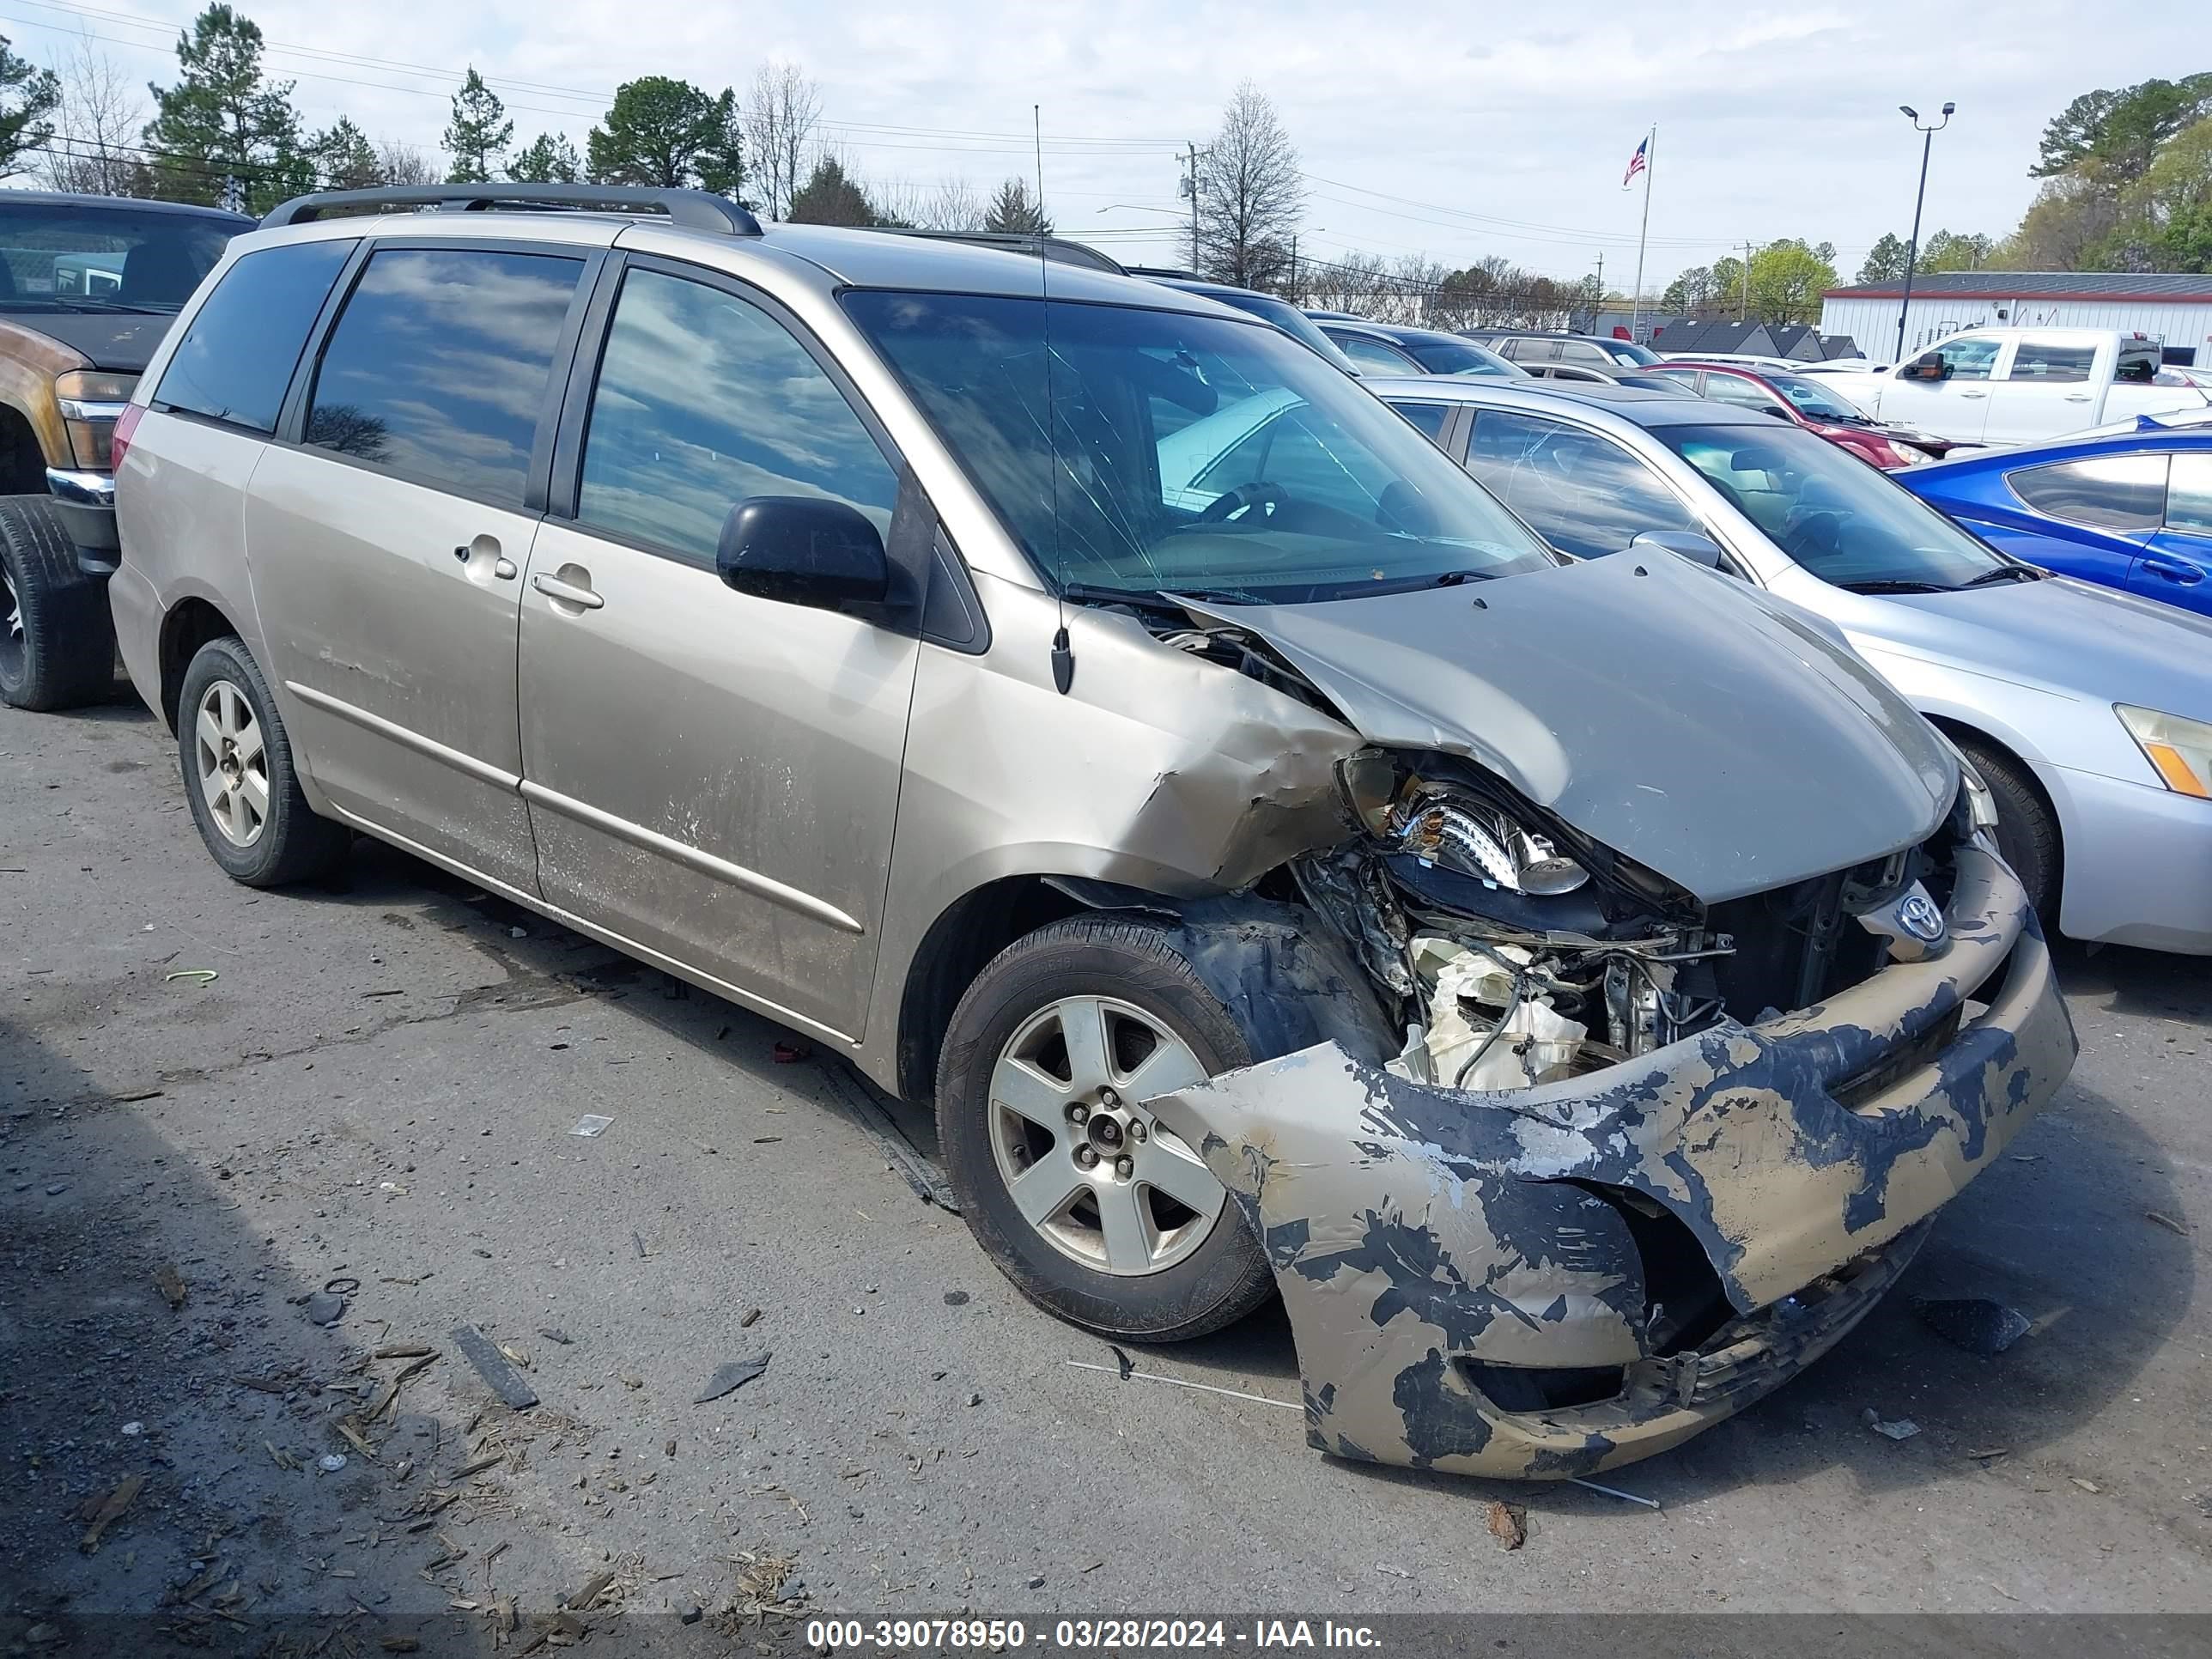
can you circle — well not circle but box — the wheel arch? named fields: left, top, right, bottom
left=158, top=594, right=247, bottom=732
left=1924, top=710, right=2067, bottom=908
left=890, top=869, right=1395, bottom=1105
left=0, top=403, right=48, bottom=494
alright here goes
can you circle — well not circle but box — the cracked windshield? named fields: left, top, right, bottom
left=844, top=290, right=1557, bottom=604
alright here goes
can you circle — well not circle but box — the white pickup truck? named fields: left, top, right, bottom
left=1813, top=327, right=2209, bottom=447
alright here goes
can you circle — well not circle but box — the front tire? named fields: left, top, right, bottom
left=0, top=495, right=114, bottom=711
left=937, top=916, right=1275, bottom=1343
left=177, top=635, right=350, bottom=887
left=1963, top=740, right=2060, bottom=920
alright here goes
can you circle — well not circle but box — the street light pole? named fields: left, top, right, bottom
left=1895, top=101, right=1954, bottom=364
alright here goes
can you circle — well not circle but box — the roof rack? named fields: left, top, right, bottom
left=868, top=228, right=1126, bottom=275
left=262, top=184, right=763, bottom=235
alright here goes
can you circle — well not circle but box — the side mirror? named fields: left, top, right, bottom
left=1760, top=404, right=1791, bottom=418
left=1630, top=529, right=1726, bottom=569
left=1905, top=352, right=1945, bottom=381
left=715, top=496, right=889, bottom=610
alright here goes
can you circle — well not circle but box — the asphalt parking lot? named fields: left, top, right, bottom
left=4, top=693, right=2210, bottom=1645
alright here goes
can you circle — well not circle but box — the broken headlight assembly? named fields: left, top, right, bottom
left=1321, top=752, right=1731, bottom=1088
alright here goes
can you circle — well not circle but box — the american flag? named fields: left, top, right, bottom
left=1623, top=137, right=1649, bottom=188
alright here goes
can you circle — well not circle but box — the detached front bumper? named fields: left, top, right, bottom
left=1146, top=842, right=2075, bottom=1480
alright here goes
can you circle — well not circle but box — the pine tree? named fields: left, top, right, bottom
left=310, top=116, right=380, bottom=191
left=787, top=156, right=880, bottom=227
left=442, top=67, right=512, bottom=184
left=508, top=131, right=581, bottom=185
left=981, top=177, right=1051, bottom=235
left=0, top=33, right=61, bottom=179
left=586, top=77, right=740, bottom=194
left=142, top=4, right=303, bottom=210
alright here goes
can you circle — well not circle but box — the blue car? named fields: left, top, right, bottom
left=1898, top=410, right=2212, bottom=617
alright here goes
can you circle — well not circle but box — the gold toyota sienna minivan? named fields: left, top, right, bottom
left=109, top=185, right=2076, bottom=1481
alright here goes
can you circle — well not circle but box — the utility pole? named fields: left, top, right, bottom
left=1896, top=102, right=1955, bottom=362
left=1741, top=240, right=1753, bottom=321
left=1288, top=233, right=1297, bottom=304
left=1594, top=250, right=1604, bottom=323
left=1181, top=142, right=1204, bottom=272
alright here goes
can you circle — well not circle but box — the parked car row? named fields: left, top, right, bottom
left=9, top=184, right=2201, bottom=1492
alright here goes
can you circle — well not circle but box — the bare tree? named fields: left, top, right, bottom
left=376, top=139, right=435, bottom=185
left=742, top=62, right=821, bottom=219
left=42, top=35, right=144, bottom=196
left=1193, top=82, right=1301, bottom=288
left=921, top=177, right=984, bottom=232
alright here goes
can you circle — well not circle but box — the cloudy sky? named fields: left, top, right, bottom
left=10, top=0, right=2208, bottom=289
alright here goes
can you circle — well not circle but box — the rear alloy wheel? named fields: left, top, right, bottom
left=176, top=635, right=349, bottom=887
left=193, top=677, right=270, bottom=850
left=937, top=917, right=1276, bottom=1342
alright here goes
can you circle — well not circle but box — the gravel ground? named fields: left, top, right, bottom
left=3, top=694, right=2209, bottom=1652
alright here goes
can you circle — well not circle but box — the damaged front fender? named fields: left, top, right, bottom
left=1144, top=843, right=2077, bottom=1480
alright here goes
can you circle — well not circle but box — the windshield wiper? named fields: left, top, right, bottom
left=1837, top=578, right=1958, bottom=595
left=1058, top=580, right=1267, bottom=611
left=1960, top=564, right=2041, bottom=587
left=1425, top=568, right=1499, bottom=587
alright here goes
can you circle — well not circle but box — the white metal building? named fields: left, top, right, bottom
left=1820, top=271, right=2212, bottom=366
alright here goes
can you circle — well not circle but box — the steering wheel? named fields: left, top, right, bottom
left=1199, top=480, right=1291, bottom=526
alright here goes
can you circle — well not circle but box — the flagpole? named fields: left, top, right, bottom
left=1630, top=125, right=1656, bottom=343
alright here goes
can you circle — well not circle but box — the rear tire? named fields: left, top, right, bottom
left=1963, top=740, right=2060, bottom=920
left=937, top=916, right=1275, bottom=1343
left=177, top=635, right=350, bottom=887
left=0, top=495, right=114, bottom=711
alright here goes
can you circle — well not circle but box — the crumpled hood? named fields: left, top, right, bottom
left=1186, top=552, right=1956, bottom=903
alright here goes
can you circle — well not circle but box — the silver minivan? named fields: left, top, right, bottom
left=110, top=185, right=2075, bottom=1483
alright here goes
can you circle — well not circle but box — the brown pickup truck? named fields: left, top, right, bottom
left=0, top=191, right=249, bottom=709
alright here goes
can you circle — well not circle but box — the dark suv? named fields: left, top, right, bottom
left=0, top=191, right=251, bottom=709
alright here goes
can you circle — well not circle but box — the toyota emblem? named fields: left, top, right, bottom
left=1897, top=891, right=1947, bottom=944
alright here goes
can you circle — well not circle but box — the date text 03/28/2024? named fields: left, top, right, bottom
left=803, top=1620, right=1384, bottom=1650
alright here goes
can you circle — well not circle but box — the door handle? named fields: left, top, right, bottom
left=2142, top=556, right=2205, bottom=586
left=2063, top=393, right=2092, bottom=403
left=532, top=571, right=604, bottom=609
left=1960, top=391, right=1987, bottom=399
left=494, top=557, right=518, bottom=580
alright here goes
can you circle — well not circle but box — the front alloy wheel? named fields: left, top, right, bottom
left=987, top=995, right=1226, bottom=1276
left=936, top=916, right=1278, bottom=1342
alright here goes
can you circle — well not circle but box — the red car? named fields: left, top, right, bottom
left=1646, top=361, right=1959, bottom=470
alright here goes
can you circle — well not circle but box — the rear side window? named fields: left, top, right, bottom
left=304, top=247, right=585, bottom=507
left=2171, top=454, right=2212, bottom=538
left=1331, top=332, right=1419, bottom=375
left=2008, top=454, right=2167, bottom=531
left=1392, top=401, right=1451, bottom=442
left=2006, top=339, right=2096, bottom=383
left=1465, top=409, right=1698, bottom=556
left=154, top=240, right=355, bottom=434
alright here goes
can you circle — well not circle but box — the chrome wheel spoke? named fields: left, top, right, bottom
left=233, top=718, right=264, bottom=769
left=1054, top=996, right=1113, bottom=1093
left=1120, top=1036, right=1207, bottom=1106
left=990, top=1056, right=1070, bottom=1133
left=238, top=768, right=269, bottom=823
left=1006, top=1156, right=1085, bottom=1229
left=195, top=705, right=224, bottom=761
left=1095, top=1181, right=1158, bottom=1273
left=1139, top=1137, right=1228, bottom=1219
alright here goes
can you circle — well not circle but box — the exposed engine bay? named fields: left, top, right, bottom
left=1154, top=607, right=1979, bottom=1090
